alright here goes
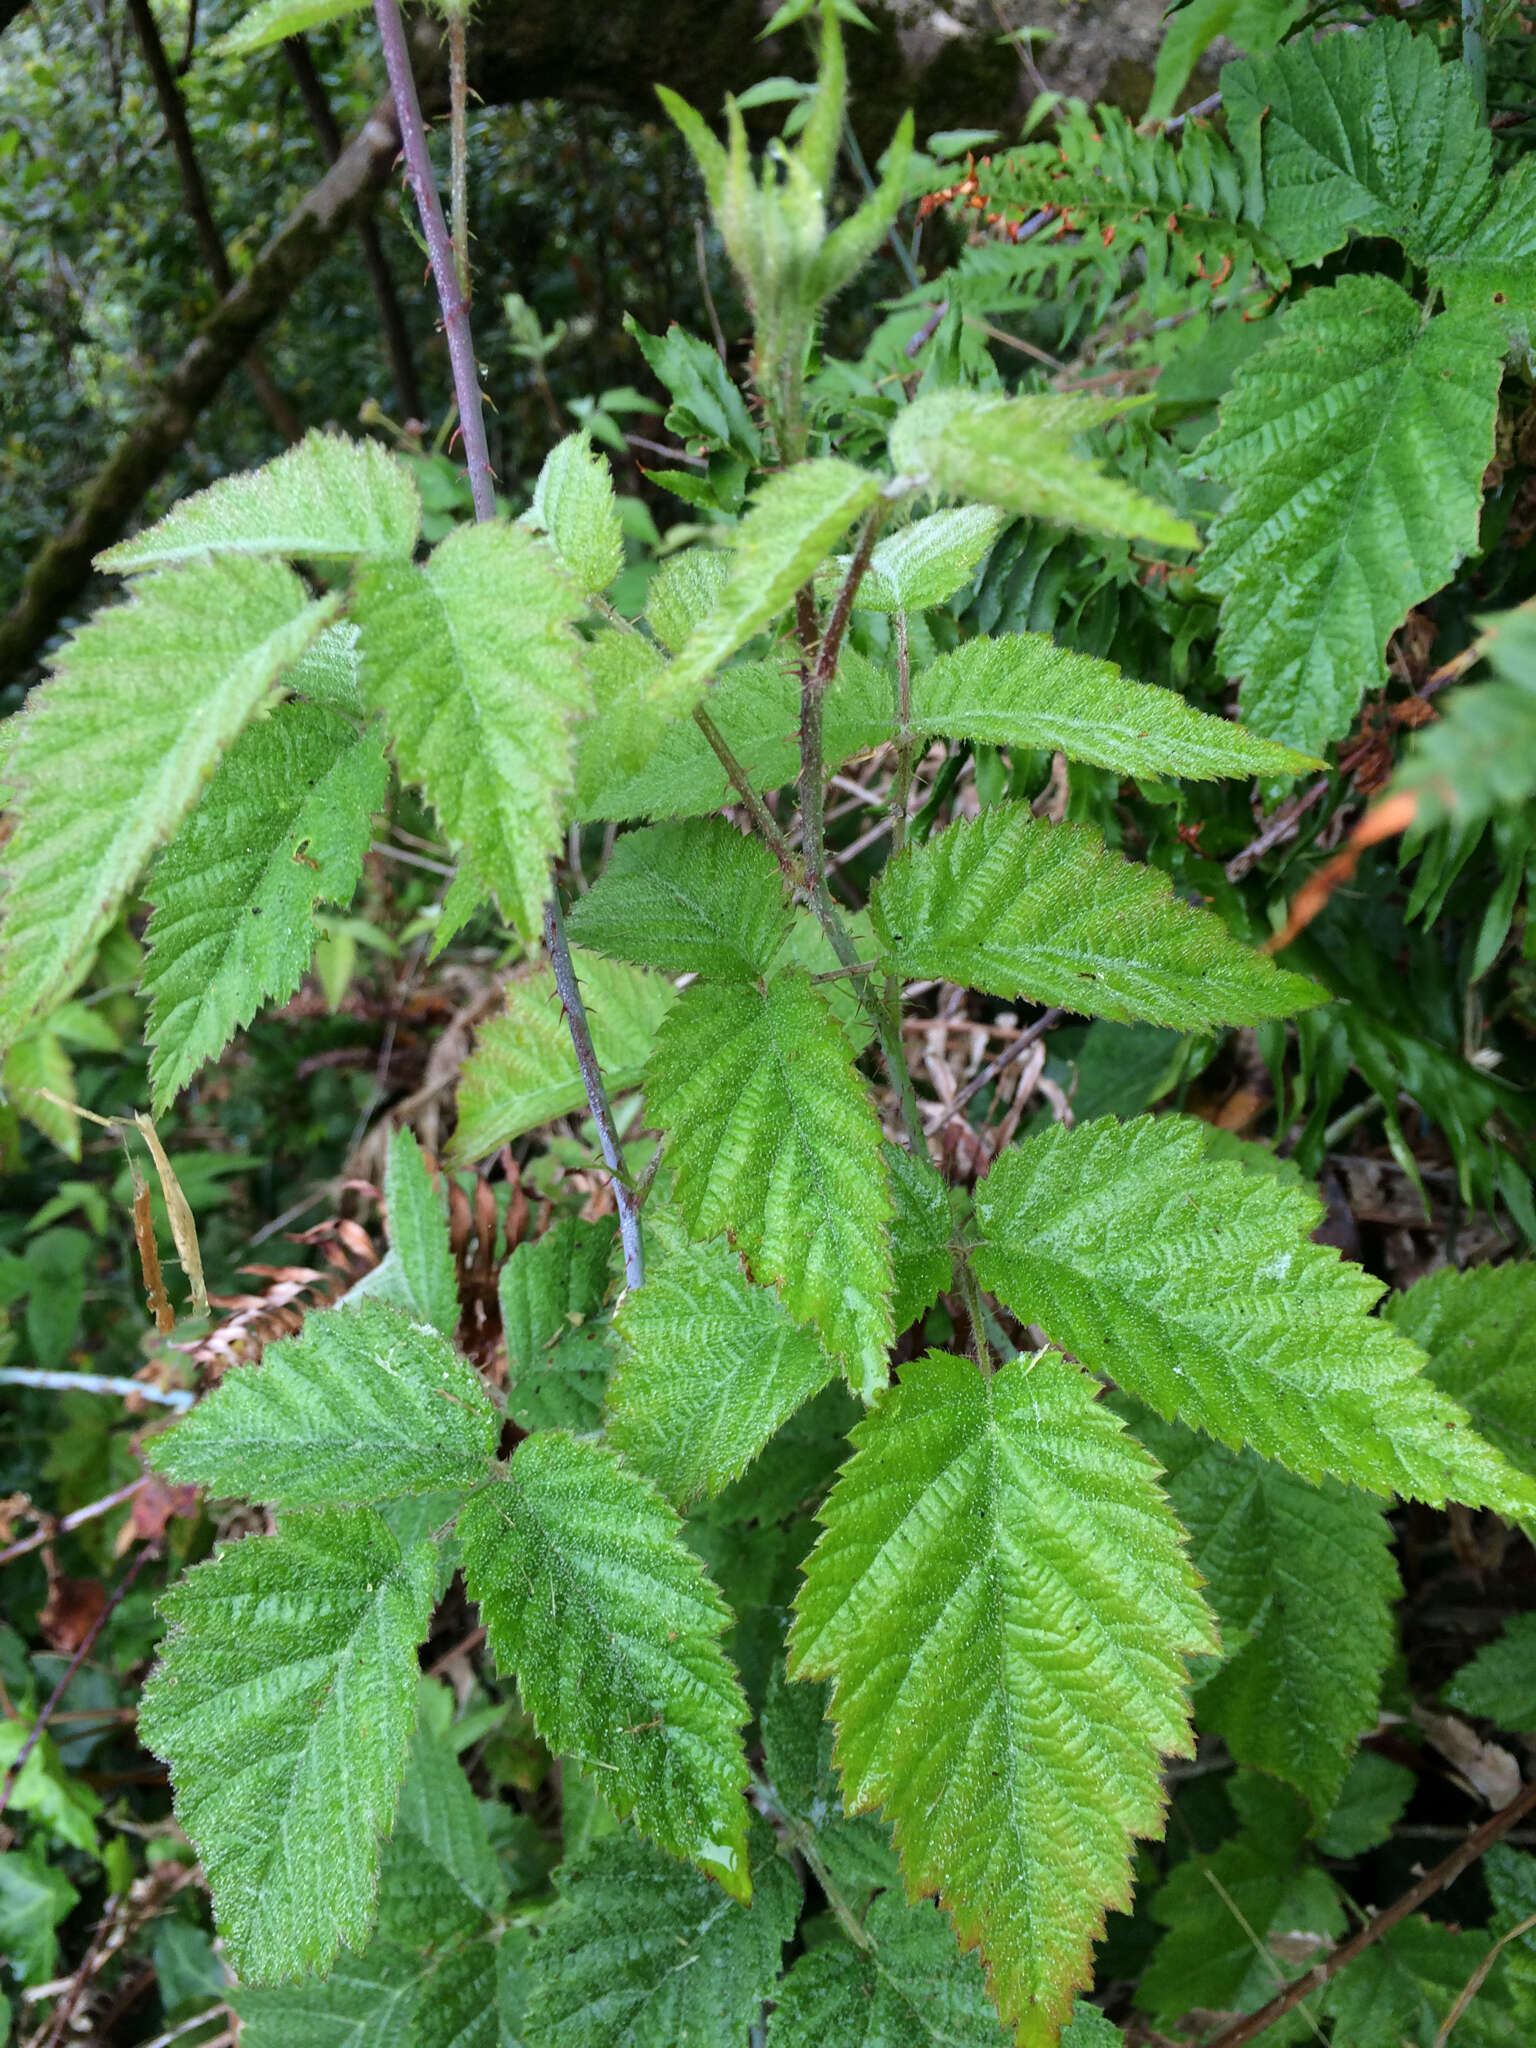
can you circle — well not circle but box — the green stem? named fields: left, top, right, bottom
left=954, top=1251, right=996, bottom=1374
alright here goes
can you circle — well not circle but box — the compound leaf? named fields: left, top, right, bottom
left=871, top=807, right=1325, bottom=1029
left=138, top=1508, right=438, bottom=1981
left=527, top=433, right=624, bottom=597
left=142, top=699, right=386, bottom=1111
left=148, top=1298, right=498, bottom=1507
left=645, top=970, right=893, bottom=1397
left=767, top=1890, right=1010, bottom=2045
left=566, top=818, right=792, bottom=978
left=973, top=1116, right=1536, bottom=1516
left=458, top=1432, right=752, bottom=1895
left=791, top=1351, right=1215, bottom=2044
left=1388, top=1260, right=1536, bottom=1484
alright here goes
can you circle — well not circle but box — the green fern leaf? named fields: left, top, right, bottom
left=1130, top=1406, right=1398, bottom=1815
left=0, top=558, right=338, bottom=1041
left=353, top=522, right=590, bottom=937
left=452, top=951, right=675, bottom=1159
left=607, top=1206, right=835, bottom=1506
left=458, top=1432, right=752, bottom=1894
left=667, top=460, right=881, bottom=699
left=973, top=1116, right=1536, bottom=1515
left=97, top=430, right=420, bottom=572
left=147, top=1298, right=498, bottom=1507
left=500, top=1216, right=617, bottom=1433
left=566, top=819, right=791, bottom=978
left=791, top=1351, right=1215, bottom=2045
left=141, top=699, right=385, bottom=1110
left=138, top=1508, right=439, bottom=1981
left=1225, top=20, right=1491, bottom=268
left=1388, top=1262, right=1536, bottom=1483
left=889, top=392, right=1198, bottom=550
left=767, top=1890, right=1010, bottom=2045
left=523, top=1821, right=797, bottom=2047
left=375, top=1126, right=460, bottom=1337
left=871, top=806, right=1325, bottom=1029
left=527, top=433, right=624, bottom=597
left=911, top=636, right=1320, bottom=780
left=645, top=969, right=893, bottom=1397
left=885, top=1142, right=952, bottom=1335
left=1196, top=279, right=1503, bottom=756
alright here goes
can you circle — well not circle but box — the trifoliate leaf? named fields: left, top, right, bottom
left=452, top=950, right=675, bottom=1160
left=646, top=969, right=893, bottom=1396
left=458, top=1433, right=752, bottom=1893
left=668, top=460, right=881, bottom=698
left=871, top=806, right=1325, bottom=1029
left=1315, top=1750, right=1416, bottom=1860
left=0, top=559, right=337, bottom=1041
left=973, top=1116, right=1536, bottom=1515
left=1197, top=280, right=1503, bottom=756
left=843, top=503, right=1007, bottom=614
left=1224, top=20, right=1491, bottom=268
left=1444, top=1614, right=1536, bottom=1733
left=791, top=1351, right=1216, bottom=2044
left=354, top=522, right=590, bottom=937
left=911, top=636, right=1320, bottom=780
left=141, top=699, right=386, bottom=1110
left=527, top=434, right=624, bottom=597
left=566, top=818, right=791, bottom=978
left=378, top=1126, right=459, bottom=1338
left=1388, top=1260, right=1536, bottom=1483
left=148, top=1298, right=498, bottom=1507
left=138, top=1509, right=439, bottom=1981
left=607, top=1206, right=836, bottom=1506
left=98, top=430, right=419, bottom=571
left=1130, top=1406, right=1398, bottom=1815
left=500, top=1217, right=617, bottom=1433
left=889, top=392, right=1198, bottom=550
left=523, top=1821, right=797, bottom=2047
left=884, top=1142, right=952, bottom=1334
left=766, top=1890, right=1010, bottom=2045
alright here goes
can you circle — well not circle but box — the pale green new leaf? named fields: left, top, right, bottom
left=889, top=392, right=1198, bottom=550
left=1131, top=1407, right=1398, bottom=1815
left=458, top=1433, right=753, bottom=1894
left=500, top=1217, right=616, bottom=1433
left=148, top=1298, right=498, bottom=1507
left=1224, top=20, right=1491, bottom=268
left=523, top=1821, right=797, bottom=2048
left=354, top=522, right=591, bottom=937
left=527, top=434, right=624, bottom=597
left=791, top=1352, right=1215, bottom=2045
left=1197, top=280, right=1503, bottom=756
left=379, top=1126, right=459, bottom=1338
left=138, top=1509, right=438, bottom=1981
left=141, top=699, right=386, bottom=1111
left=452, top=951, right=675, bottom=1160
left=4, top=1026, right=79, bottom=1160
left=645, top=548, right=731, bottom=653
left=871, top=806, right=1325, bottom=1029
left=98, top=430, right=419, bottom=572
left=0, top=558, right=337, bottom=1041
left=212, top=0, right=370, bottom=57
left=1444, top=1614, right=1536, bottom=1733
left=571, top=630, right=690, bottom=819
left=646, top=970, right=893, bottom=1397
left=607, top=1206, right=835, bottom=1506
left=286, top=621, right=364, bottom=712
left=566, top=818, right=791, bottom=978
left=973, top=1116, right=1536, bottom=1515
left=848, top=503, right=1006, bottom=613
left=911, top=636, right=1320, bottom=780
left=1388, top=1261, right=1536, bottom=1483
left=668, top=459, right=881, bottom=697
left=767, top=1891, right=1010, bottom=2046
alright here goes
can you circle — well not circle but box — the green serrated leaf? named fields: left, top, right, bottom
left=623, top=317, right=762, bottom=464
left=836, top=503, right=1006, bottom=615
left=375, top=1690, right=510, bottom=1948
left=459, top=1433, right=752, bottom=1894
left=523, top=1820, right=797, bottom=2047
left=377, top=1127, right=460, bottom=1337
left=148, top=1298, right=498, bottom=1507
left=0, top=559, right=337, bottom=1041
left=1395, top=608, right=1536, bottom=826
left=452, top=951, right=675, bottom=1159
left=1431, top=156, right=1536, bottom=327
left=973, top=1116, right=1536, bottom=1516
left=1387, top=1262, right=1536, bottom=1483
left=139, top=1509, right=438, bottom=1981
left=4, top=1027, right=79, bottom=1160
left=607, top=1205, right=836, bottom=1506
left=1315, top=1750, right=1416, bottom=1860
left=760, top=1665, right=900, bottom=1900
left=646, top=969, right=893, bottom=1396
left=500, top=1216, right=617, bottom=1433
left=767, top=1889, right=1010, bottom=2045
left=791, top=1351, right=1216, bottom=2044
left=234, top=1943, right=430, bottom=2047
left=889, top=392, right=1198, bottom=550
left=1147, top=0, right=1304, bottom=124
left=1318, top=1915, right=1506, bottom=2048
left=1445, top=1614, right=1536, bottom=1733
left=645, top=548, right=732, bottom=654
left=871, top=806, right=1325, bottom=1029
left=527, top=434, right=624, bottom=597
left=885, top=1142, right=951, bottom=1334
left=98, top=430, right=420, bottom=571
left=1196, top=280, right=1503, bottom=756
left=354, top=522, right=591, bottom=937
left=571, top=630, right=689, bottom=819
left=910, top=636, right=1320, bottom=780
left=0, top=1846, right=79, bottom=1989
left=142, top=699, right=386, bottom=1110
left=567, top=819, right=791, bottom=978
left=286, top=621, right=364, bottom=713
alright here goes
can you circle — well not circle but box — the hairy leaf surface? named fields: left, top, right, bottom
left=836, top=504, right=1006, bottom=614
left=566, top=819, right=791, bottom=978
left=1388, top=1260, right=1536, bottom=1482
left=527, top=433, right=623, bottom=597
left=974, top=1116, right=1536, bottom=1514
left=871, top=807, right=1324, bottom=1028
left=374, top=1126, right=460, bottom=1337
left=767, top=1891, right=1009, bottom=2045
left=212, top=0, right=371, bottom=58
left=500, top=1216, right=617, bottom=1434
left=375, top=1689, right=509, bottom=1948
left=885, top=1142, right=953, bottom=1335
left=791, top=1352, right=1215, bottom=2043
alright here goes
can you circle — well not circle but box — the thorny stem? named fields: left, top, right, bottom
left=445, top=2, right=471, bottom=302
left=955, top=1252, right=996, bottom=1373
left=694, top=704, right=807, bottom=888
